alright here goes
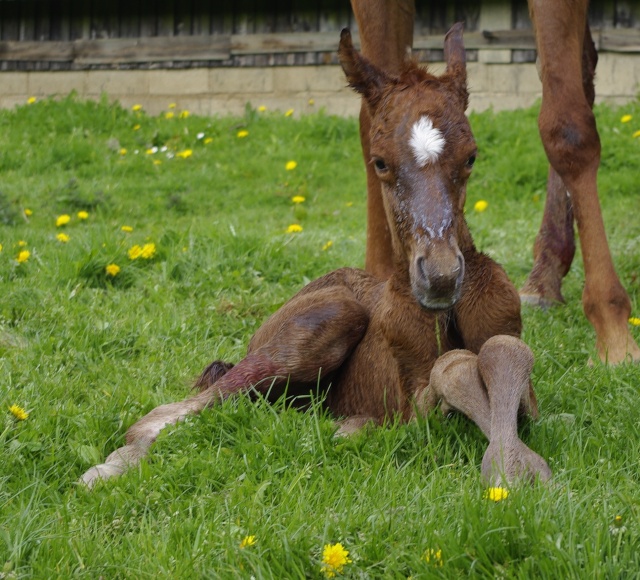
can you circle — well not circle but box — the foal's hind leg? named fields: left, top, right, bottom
left=80, top=285, right=369, bottom=488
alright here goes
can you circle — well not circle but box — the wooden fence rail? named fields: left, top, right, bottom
left=1, top=28, right=639, bottom=67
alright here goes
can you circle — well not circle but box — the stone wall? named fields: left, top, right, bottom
left=1, top=52, right=639, bottom=116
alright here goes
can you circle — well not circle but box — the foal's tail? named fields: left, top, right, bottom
left=193, top=359, right=235, bottom=391
left=79, top=360, right=233, bottom=489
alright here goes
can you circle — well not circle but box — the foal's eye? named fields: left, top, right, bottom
left=373, top=158, right=388, bottom=173
left=466, top=154, right=476, bottom=168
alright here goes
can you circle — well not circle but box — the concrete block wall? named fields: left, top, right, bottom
left=0, top=54, right=638, bottom=117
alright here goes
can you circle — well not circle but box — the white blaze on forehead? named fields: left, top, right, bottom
left=409, top=116, right=445, bottom=166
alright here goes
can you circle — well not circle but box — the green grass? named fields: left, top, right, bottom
left=1, top=94, right=640, bottom=578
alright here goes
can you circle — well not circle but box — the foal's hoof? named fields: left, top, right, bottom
left=79, top=443, right=148, bottom=489
left=481, top=439, right=552, bottom=486
left=80, top=462, right=129, bottom=489
left=334, top=415, right=376, bottom=437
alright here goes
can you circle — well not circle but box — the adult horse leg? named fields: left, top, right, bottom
left=520, top=25, right=598, bottom=306
left=530, top=0, right=640, bottom=363
left=519, top=167, right=575, bottom=306
left=350, top=0, right=415, bottom=279
left=80, top=284, right=369, bottom=487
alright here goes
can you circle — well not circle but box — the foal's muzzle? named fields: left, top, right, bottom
left=410, top=241, right=465, bottom=310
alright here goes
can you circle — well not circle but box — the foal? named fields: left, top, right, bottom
left=81, top=25, right=551, bottom=488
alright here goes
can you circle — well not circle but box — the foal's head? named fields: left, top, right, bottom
left=339, top=24, right=476, bottom=310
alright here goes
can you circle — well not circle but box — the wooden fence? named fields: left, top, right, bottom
left=1, top=0, right=640, bottom=71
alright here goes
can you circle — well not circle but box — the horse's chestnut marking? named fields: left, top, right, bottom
left=409, top=116, right=445, bottom=166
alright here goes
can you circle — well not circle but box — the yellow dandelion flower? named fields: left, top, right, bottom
left=168, top=102, right=176, bottom=109
left=204, top=137, right=213, bottom=144
left=140, top=243, right=156, bottom=259
left=105, top=263, right=121, bottom=277
left=424, top=548, right=443, bottom=567
left=629, top=317, right=640, bottom=326
left=56, top=233, right=70, bottom=243
left=285, top=160, right=298, bottom=171
left=146, top=148, right=155, bottom=155
left=56, top=214, right=71, bottom=227
left=27, top=96, right=37, bottom=105
left=16, top=250, right=30, bottom=263
left=258, top=105, right=267, bottom=112
left=345, top=202, right=353, bottom=207
left=284, top=108, right=294, bottom=117
left=165, top=111, right=175, bottom=120
left=9, top=404, right=28, bottom=421
left=633, top=130, right=640, bottom=139
left=132, top=104, right=142, bottom=112
left=133, top=124, right=141, bottom=131
left=240, top=535, right=256, bottom=548
left=119, top=148, right=127, bottom=155
left=121, top=225, right=133, bottom=233
left=484, top=487, right=509, bottom=502
left=474, top=200, right=488, bottom=213
left=308, top=98, right=315, bottom=106
left=128, top=244, right=142, bottom=260
left=291, top=195, right=305, bottom=204
left=77, top=210, right=89, bottom=220
left=322, top=240, right=333, bottom=251
left=0, top=244, right=3, bottom=252
left=176, top=149, right=193, bottom=159
left=237, top=130, right=249, bottom=138
left=179, top=110, right=190, bottom=119
left=18, top=240, right=27, bottom=247
left=321, top=543, right=351, bottom=578
left=24, top=208, right=33, bottom=216
left=286, top=224, right=303, bottom=233
left=153, top=159, right=162, bottom=165
left=621, top=114, right=632, bottom=123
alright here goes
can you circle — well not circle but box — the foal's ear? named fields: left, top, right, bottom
left=443, top=22, right=469, bottom=110
left=338, top=28, right=390, bottom=111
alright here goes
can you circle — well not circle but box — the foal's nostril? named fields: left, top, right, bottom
left=416, top=256, right=429, bottom=281
left=454, top=254, right=464, bottom=278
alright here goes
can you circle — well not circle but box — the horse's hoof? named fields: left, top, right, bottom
left=334, top=415, right=376, bottom=437
left=481, top=440, right=552, bottom=486
left=519, top=293, right=557, bottom=310
left=79, top=462, right=128, bottom=488
left=79, top=444, right=148, bottom=489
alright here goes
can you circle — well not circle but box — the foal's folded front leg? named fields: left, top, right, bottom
left=423, top=338, right=551, bottom=486
left=478, top=336, right=552, bottom=485
left=80, top=286, right=369, bottom=488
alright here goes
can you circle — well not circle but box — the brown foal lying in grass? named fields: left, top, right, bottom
left=81, top=24, right=551, bottom=489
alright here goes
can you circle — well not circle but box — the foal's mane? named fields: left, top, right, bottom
left=396, top=60, right=437, bottom=87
